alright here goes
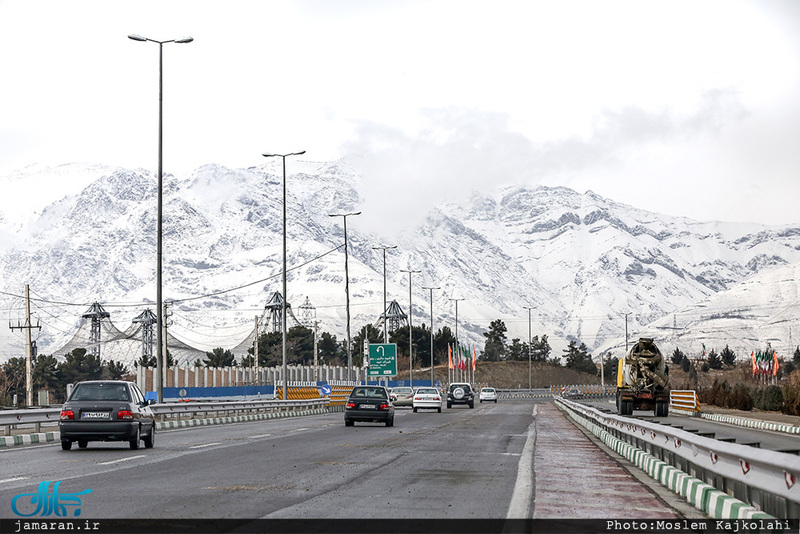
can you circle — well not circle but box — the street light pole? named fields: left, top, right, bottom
left=329, top=212, right=361, bottom=383
left=422, top=286, right=440, bottom=387
left=523, top=306, right=533, bottom=391
left=263, top=151, right=305, bottom=400
left=128, top=33, right=193, bottom=404
left=371, top=245, right=396, bottom=343
left=400, top=269, right=420, bottom=388
left=450, top=298, right=464, bottom=383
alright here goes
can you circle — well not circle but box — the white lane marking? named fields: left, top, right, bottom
left=249, top=434, right=273, bottom=439
left=189, top=442, right=220, bottom=449
left=0, top=477, right=28, bottom=484
left=98, top=455, right=146, bottom=465
left=507, top=404, right=537, bottom=519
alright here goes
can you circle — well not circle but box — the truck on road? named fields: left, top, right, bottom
left=616, top=337, right=670, bottom=416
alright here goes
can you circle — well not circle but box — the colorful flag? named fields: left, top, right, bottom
left=448, top=344, right=453, bottom=370
left=472, top=346, right=477, bottom=371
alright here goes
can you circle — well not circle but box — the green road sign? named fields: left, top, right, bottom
left=367, top=344, right=397, bottom=377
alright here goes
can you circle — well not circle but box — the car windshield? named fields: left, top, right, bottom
left=393, top=388, right=412, bottom=394
left=70, top=383, right=130, bottom=402
left=351, top=387, right=387, bottom=399
left=416, top=388, right=437, bottom=394
left=483, top=388, right=495, bottom=393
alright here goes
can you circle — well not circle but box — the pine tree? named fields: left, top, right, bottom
left=720, top=345, right=736, bottom=367
left=671, top=347, right=685, bottom=365
left=482, top=319, right=508, bottom=362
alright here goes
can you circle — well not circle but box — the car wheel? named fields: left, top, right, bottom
left=78, top=440, right=88, bottom=449
left=437, top=407, right=441, bottom=413
left=143, top=426, right=155, bottom=449
left=61, top=440, right=72, bottom=451
left=344, top=419, right=354, bottom=427
left=494, top=399, right=497, bottom=403
left=413, top=407, right=418, bottom=413
left=447, top=402, right=452, bottom=409
left=386, top=417, right=394, bottom=427
left=468, top=402, right=474, bottom=409
left=129, top=426, right=140, bottom=450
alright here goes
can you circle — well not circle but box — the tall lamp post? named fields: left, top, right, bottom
left=263, top=151, right=305, bottom=400
left=523, top=306, right=533, bottom=391
left=450, top=298, right=464, bottom=382
left=128, top=33, right=193, bottom=404
left=329, top=212, right=361, bottom=382
left=422, top=286, right=440, bottom=387
left=400, top=269, right=420, bottom=387
left=371, top=245, right=397, bottom=343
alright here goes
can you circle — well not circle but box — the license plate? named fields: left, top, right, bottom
left=81, top=412, right=110, bottom=419
left=360, top=404, right=376, bottom=409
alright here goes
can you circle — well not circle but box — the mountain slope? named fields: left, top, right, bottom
left=1, top=161, right=798, bottom=365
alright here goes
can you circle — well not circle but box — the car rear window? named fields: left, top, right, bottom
left=70, top=383, right=130, bottom=402
left=351, top=388, right=388, bottom=399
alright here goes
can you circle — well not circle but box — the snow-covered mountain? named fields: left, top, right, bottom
left=1, top=161, right=799, bottom=365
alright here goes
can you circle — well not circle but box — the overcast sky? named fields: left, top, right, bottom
left=1, top=0, right=799, bottom=226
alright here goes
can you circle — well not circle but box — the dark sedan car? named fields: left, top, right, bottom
left=344, top=385, right=394, bottom=427
left=59, top=380, right=155, bottom=450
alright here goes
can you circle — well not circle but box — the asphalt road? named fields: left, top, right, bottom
left=0, top=399, right=689, bottom=521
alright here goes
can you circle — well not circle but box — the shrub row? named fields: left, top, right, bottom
left=698, top=375, right=800, bottom=416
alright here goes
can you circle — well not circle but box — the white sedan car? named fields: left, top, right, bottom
left=479, top=387, right=498, bottom=403
left=412, top=387, right=442, bottom=413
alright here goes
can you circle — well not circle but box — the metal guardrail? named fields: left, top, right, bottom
left=557, top=397, right=800, bottom=518
left=0, top=398, right=331, bottom=436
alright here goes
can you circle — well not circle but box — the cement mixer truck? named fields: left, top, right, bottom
left=616, top=338, right=670, bottom=416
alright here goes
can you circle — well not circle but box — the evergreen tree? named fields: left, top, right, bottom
left=58, top=348, right=103, bottom=385
left=104, top=359, right=128, bottom=380
left=602, top=355, right=619, bottom=381
left=203, top=347, right=236, bottom=367
left=482, top=319, right=508, bottom=362
left=531, top=334, right=551, bottom=362
left=670, top=347, right=685, bottom=365
left=720, top=345, right=736, bottom=367
left=507, top=338, right=525, bottom=361
left=389, top=325, right=428, bottom=367
left=286, top=325, right=315, bottom=365
left=134, top=354, right=157, bottom=368
left=33, top=354, right=60, bottom=393
left=681, top=356, right=691, bottom=372
left=434, top=326, right=456, bottom=366
left=793, top=346, right=800, bottom=365
left=564, top=340, right=597, bottom=375
left=318, top=332, right=344, bottom=366
left=707, top=348, right=723, bottom=370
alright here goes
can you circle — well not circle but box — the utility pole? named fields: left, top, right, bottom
left=314, top=320, right=319, bottom=383
left=9, top=285, right=41, bottom=407
left=163, top=302, right=172, bottom=388
left=254, top=315, right=259, bottom=368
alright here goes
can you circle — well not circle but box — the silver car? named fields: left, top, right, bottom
left=59, top=380, right=155, bottom=450
left=390, top=386, right=414, bottom=407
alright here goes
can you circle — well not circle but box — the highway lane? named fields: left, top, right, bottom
left=0, top=399, right=688, bottom=520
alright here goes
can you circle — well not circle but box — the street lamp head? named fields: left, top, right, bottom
left=128, top=34, right=148, bottom=42
left=263, top=150, right=306, bottom=158
left=175, top=37, right=194, bottom=44
left=329, top=212, right=361, bottom=218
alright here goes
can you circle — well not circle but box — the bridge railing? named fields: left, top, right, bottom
left=556, top=397, right=799, bottom=519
